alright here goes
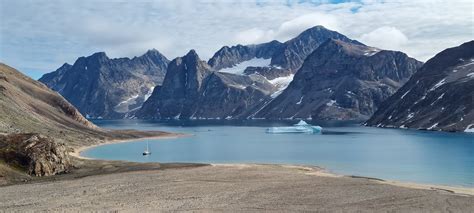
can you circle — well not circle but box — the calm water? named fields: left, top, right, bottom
left=83, top=120, right=474, bottom=187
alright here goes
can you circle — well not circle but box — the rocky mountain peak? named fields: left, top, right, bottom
left=366, top=40, right=474, bottom=132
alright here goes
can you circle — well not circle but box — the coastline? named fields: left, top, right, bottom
left=68, top=134, right=473, bottom=197
left=69, top=133, right=191, bottom=160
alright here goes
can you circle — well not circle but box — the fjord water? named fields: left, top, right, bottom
left=83, top=120, right=474, bottom=187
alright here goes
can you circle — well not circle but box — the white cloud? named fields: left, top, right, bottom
left=0, top=0, right=472, bottom=78
left=359, top=26, right=409, bottom=51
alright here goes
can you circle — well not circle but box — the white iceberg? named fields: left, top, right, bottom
left=266, top=120, right=322, bottom=134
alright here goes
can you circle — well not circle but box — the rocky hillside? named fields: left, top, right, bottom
left=0, top=63, right=98, bottom=140
left=366, top=41, right=474, bottom=132
left=39, top=49, right=169, bottom=119
left=136, top=50, right=277, bottom=119
left=254, top=39, right=423, bottom=120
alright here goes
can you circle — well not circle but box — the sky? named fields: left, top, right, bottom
left=0, top=0, right=473, bottom=79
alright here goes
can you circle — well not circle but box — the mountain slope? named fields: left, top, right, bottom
left=366, top=41, right=474, bottom=132
left=39, top=49, right=169, bottom=119
left=0, top=63, right=99, bottom=144
left=254, top=39, right=423, bottom=120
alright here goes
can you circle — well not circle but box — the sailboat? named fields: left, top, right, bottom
left=142, top=141, right=151, bottom=155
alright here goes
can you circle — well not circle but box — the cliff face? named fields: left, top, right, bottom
left=39, top=50, right=169, bottom=118
left=137, top=51, right=276, bottom=119
left=366, top=41, right=474, bottom=132
left=254, top=39, right=423, bottom=120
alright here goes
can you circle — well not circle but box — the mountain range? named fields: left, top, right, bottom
left=37, top=26, right=474, bottom=132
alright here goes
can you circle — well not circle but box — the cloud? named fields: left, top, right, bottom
left=359, top=26, right=409, bottom=51
left=234, top=12, right=341, bottom=44
left=0, top=0, right=472, bottom=78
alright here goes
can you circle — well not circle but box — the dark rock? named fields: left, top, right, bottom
left=366, top=40, right=474, bottom=132
left=270, top=26, right=363, bottom=71
left=39, top=50, right=169, bottom=119
left=0, top=133, right=72, bottom=177
left=255, top=39, right=423, bottom=120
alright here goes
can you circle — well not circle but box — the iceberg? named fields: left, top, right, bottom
left=266, top=120, right=322, bottom=134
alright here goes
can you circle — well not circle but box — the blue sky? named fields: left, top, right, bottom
left=1, top=0, right=472, bottom=79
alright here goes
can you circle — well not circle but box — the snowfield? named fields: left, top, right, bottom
left=219, top=58, right=271, bottom=74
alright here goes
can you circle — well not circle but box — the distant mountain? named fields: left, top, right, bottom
left=39, top=49, right=169, bottom=119
left=254, top=39, right=423, bottom=120
left=136, top=50, right=276, bottom=119
left=208, top=26, right=362, bottom=80
left=270, top=26, right=363, bottom=71
left=366, top=41, right=474, bottom=132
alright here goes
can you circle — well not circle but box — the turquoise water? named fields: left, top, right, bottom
left=83, top=120, right=474, bottom=187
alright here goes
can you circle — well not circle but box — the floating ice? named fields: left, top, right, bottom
left=266, top=120, right=322, bottom=134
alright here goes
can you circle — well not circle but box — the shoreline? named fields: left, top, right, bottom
left=69, top=133, right=191, bottom=160
left=211, top=164, right=474, bottom=196
left=69, top=135, right=474, bottom=197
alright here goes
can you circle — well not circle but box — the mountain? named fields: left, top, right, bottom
left=39, top=49, right=169, bottom=119
left=270, top=26, right=363, bottom=71
left=208, top=26, right=362, bottom=80
left=254, top=39, right=423, bottom=120
left=366, top=41, right=474, bottom=132
left=136, top=50, right=277, bottom=119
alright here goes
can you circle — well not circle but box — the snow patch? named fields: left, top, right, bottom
left=407, top=113, right=415, bottom=120
left=465, top=124, right=474, bottom=133
left=363, top=48, right=381, bottom=56
left=326, top=100, right=337, bottom=106
left=296, top=96, right=304, bottom=105
left=427, top=123, right=439, bottom=130
left=401, top=89, right=410, bottom=99
left=269, top=74, right=294, bottom=98
left=429, top=79, right=446, bottom=91
left=219, top=58, right=271, bottom=74
left=467, top=72, right=474, bottom=78
left=144, top=87, right=155, bottom=101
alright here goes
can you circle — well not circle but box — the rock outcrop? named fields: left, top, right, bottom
left=254, top=39, right=423, bottom=120
left=366, top=41, right=474, bottom=132
left=0, top=133, right=71, bottom=176
left=39, top=49, right=169, bottom=118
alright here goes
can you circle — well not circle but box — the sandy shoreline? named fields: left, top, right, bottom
left=68, top=135, right=474, bottom=197
left=1, top=163, right=472, bottom=212
left=69, top=133, right=190, bottom=160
